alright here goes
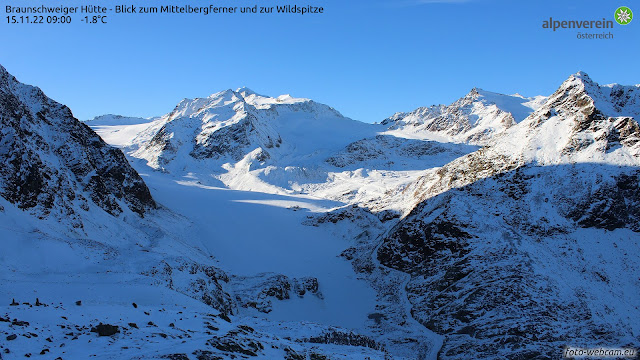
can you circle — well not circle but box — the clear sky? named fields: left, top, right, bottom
left=2, top=0, right=638, bottom=122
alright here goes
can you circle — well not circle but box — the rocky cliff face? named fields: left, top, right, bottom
left=0, top=65, right=155, bottom=228
left=383, top=88, right=547, bottom=145
left=376, top=73, right=640, bottom=359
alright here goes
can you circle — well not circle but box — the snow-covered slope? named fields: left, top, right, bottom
left=383, top=88, right=547, bottom=145
left=91, top=88, right=477, bottom=206
left=86, top=114, right=158, bottom=147
left=377, top=72, right=640, bottom=359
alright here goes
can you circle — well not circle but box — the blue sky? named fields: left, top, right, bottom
left=2, top=0, right=638, bottom=122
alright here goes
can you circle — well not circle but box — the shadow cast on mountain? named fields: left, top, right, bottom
left=376, top=162, right=640, bottom=360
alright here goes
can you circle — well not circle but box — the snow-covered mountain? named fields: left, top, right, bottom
left=93, top=87, right=476, bottom=205
left=376, top=72, right=640, bottom=358
left=0, top=64, right=155, bottom=229
left=382, top=88, right=547, bottom=145
left=0, top=66, right=408, bottom=360
left=3, top=65, right=639, bottom=360
left=129, top=87, right=371, bottom=170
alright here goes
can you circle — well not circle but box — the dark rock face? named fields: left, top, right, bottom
left=90, top=323, right=119, bottom=336
left=567, top=171, right=640, bottom=231
left=192, top=350, right=223, bottom=360
left=378, top=219, right=472, bottom=274
left=379, top=165, right=639, bottom=359
left=0, top=65, right=155, bottom=225
left=301, top=330, right=383, bottom=351
left=206, top=333, right=264, bottom=357
left=284, top=347, right=306, bottom=360
left=162, top=354, right=190, bottom=360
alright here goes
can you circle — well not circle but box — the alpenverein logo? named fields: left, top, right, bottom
left=615, top=6, right=633, bottom=25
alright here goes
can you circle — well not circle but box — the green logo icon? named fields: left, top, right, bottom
left=615, top=6, right=633, bottom=25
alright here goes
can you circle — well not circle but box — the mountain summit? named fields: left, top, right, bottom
left=131, top=88, right=359, bottom=173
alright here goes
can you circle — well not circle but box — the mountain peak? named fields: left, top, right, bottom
left=547, top=71, right=640, bottom=120
left=236, top=86, right=257, bottom=96
left=573, top=70, right=591, bottom=79
left=467, top=87, right=483, bottom=98
left=562, top=71, right=597, bottom=90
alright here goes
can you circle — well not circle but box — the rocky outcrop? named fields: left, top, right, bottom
left=230, top=273, right=323, bottom=314
left=326, top=134, right=473, bottom=169
left=143, top=259, right=235, bottom=316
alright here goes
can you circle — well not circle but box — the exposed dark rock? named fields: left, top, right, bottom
left=284, top=347, right=305, bottom=360
left=11, top=319, right=29, bottom=327
left=301, top=330, right=383, bottom=351
left=567, top=171, right=640, bottom=231
left=162, top=354, right=189, bottom=360
left=206, top=334, right=264, bottom=356
left=192, top=350, right=223, bottom=360
left=237, top=325, right=254, bottom=333
left=231, top=273, right=323, bottom=313
left=309, top=353, right=330, bottom=360
left=90, top=323, right=119, bottom=336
